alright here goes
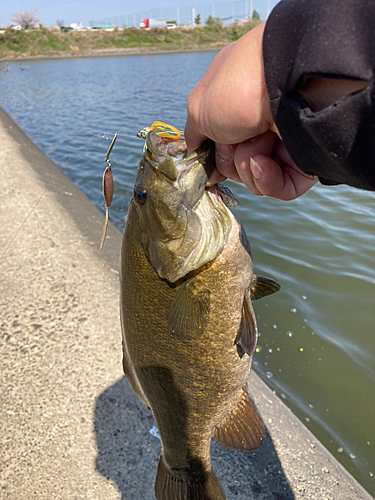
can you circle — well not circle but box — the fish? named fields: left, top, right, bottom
left=120, top=125, right=280, bottom=500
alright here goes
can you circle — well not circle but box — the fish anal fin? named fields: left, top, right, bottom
left=168, top=280, right=210, bottom=340
left=155, top=455, right=226, bottom=500
left=234, top=290, right=257, bottom=356
left=250, top=275, right=280, bottom=301
left=213, top=389, right=265, bottom=451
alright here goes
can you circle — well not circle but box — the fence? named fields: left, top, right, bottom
left=89, top=0, right=273, bottom=29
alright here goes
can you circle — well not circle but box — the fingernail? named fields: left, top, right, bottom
left=216, top=144, right=234, bottom=162
left=250, top=157, right=263, bottom=180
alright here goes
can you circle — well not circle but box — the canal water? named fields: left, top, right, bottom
left=0, top=54, right=374, bottom=495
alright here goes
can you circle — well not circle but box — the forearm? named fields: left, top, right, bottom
left=263, top=0, right=375, bottom=190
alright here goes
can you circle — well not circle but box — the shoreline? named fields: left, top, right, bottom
left=0, top=44, right=225, bottom=62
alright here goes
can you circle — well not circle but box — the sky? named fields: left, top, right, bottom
left=0, top=0, right=280, bottom=28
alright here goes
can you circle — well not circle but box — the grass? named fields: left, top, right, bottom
left=0, top=20, right=261, bottom=60
left=0, top=27, right=70, bottom=58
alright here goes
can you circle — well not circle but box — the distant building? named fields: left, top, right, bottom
left=70, top=21, right=83, bottom=30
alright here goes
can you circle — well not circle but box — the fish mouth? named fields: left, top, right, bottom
left=146, top=129, right=188, bottom=160
left=146, top=130, right=215, bottom=181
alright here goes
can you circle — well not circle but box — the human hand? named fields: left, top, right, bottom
left=184, top=22, right=318, bottom=200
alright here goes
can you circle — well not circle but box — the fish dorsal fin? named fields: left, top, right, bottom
left=250, top=275, right=280, bottom=301
left=234, top=289, right=258, bottom=357
left=213, top=388, right=265, bottom=451
left=168, top=280, right=210, bottom=340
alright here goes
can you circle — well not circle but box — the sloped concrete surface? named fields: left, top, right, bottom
left=0, top=106, right=372, bottom=500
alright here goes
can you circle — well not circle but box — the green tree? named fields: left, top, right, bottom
left=195, top=13, right=201, bottom=25
left=205, top=15, right=223, bottom=28
left=252, top=10, right=260, bottom=21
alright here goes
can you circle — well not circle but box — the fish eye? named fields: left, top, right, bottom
left=134, top=186, right=147, bottom=205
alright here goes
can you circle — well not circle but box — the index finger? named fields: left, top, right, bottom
left=184, top=113, right=208, bottom=154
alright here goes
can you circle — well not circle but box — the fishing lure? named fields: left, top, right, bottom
left=99, top=133, right=117, bottom=252
left=137, top=121, right=183, bottom=151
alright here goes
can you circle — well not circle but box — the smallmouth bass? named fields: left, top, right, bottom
left=120, top=126, right=280, bottom=500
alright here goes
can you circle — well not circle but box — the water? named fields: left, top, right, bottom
left=0, top=55, right=374, bottom=496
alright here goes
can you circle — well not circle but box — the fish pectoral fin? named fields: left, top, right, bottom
left=250, top=275, right=280, bottom=301
left=213, top=388, right=265, bottom=451
left=168, top=280, right=210, bottom=340
left=215, top=183, right=240, bottom=207
left=234, top=290, right=257, bottom=357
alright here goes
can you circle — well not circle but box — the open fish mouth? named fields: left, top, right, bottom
left=139, top=122, right=214, bottom=181
left=139, top=122, right=188, bottom=161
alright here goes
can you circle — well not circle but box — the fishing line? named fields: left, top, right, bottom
left=0, top=132, right=106, bottom=260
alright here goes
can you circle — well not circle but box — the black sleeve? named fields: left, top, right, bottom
left=263, top=0, right=375, bottom=191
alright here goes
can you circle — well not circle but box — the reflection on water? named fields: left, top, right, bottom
left=0, top=55, right=374, bottom=495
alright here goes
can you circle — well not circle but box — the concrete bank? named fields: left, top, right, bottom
left=0, top=106, right=371, bottom=500
left=0, top=44, right=225, bottom=63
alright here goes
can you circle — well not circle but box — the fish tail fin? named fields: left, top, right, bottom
left=213, top=388, right=265, bottom=451
left=155, top=455, right=227, bottom=500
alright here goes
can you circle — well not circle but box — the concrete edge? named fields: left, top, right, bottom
left=1, top=104, right=372, bottom=500
left=0, top=45, right=224, bottom=63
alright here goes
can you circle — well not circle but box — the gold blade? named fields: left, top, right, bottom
left=99, top=207, right=109, bottom=252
